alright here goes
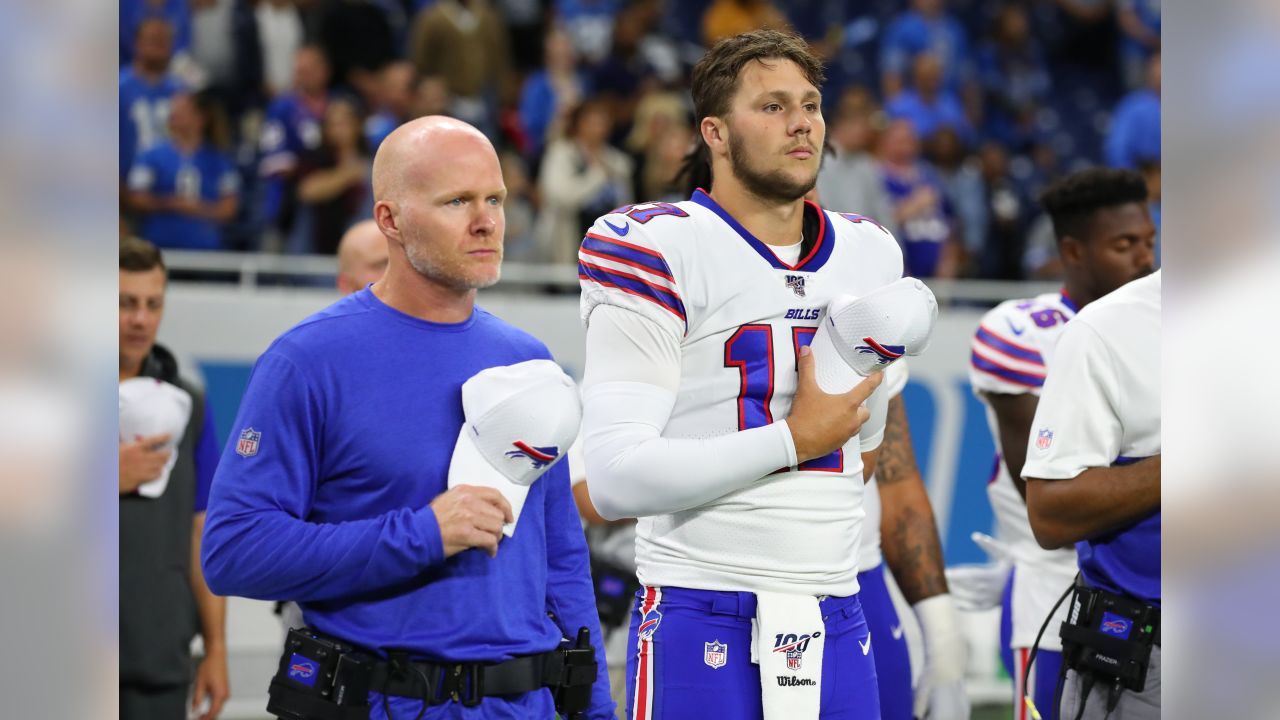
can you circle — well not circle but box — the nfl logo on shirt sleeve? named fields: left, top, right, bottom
left=1035, top=428, right=1053, bottom=451
left=236, top=427, right=261, bottom=457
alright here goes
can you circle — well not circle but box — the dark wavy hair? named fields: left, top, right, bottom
left=1039, top=167, right=1149, bottom=242
left=678, top=29, right=826, bottom=195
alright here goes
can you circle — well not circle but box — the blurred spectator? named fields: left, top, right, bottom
left=499, top=150, right=539, bottom=259
left=1105, top=52, right=1160, bottom=169
left=335, top=219, right=389, bottom=294
left=519, top=27, right=589, bottom=161
left=1117, top=0, right=1160, bottom=89
left=636, top=117, right=693, bottom=202
left=702, top=0, right=789, bottom=49
left=255, top=0, right=304, bottom=98
left=974, top=141, right=1034, bottom=279
left=363, top=61, right=417, bottom=151
left=191, top=0, right=236, bottom=90
left=879, top=0, right=972, bottom=98
left=878, top=118, right=959, bottom=278
left=925, top=127, right=984, bottom=265
left=976, top=3, right=1050, bottom=149
left=119, top=237, right=229, bottom=720
left=496, top=0, right=551, bottom=72
left=555, top=0, right=623, bottom=65
left=120, top=0, right=192, bottom=67
left=120, top=18, right=186, bottom=180
left=536, top=100, right=633, bottom=265
left=885, top=52, right=974, bottom=145
left=1139, top=159, right=1160, bottom=266
left=816, top=94, right=898, bottom=236
left=289, top=97, right=374, bottom=255
left=316, top=0, right=398, bottom=98
left=413, top=74, right=453, bottom=118
left=126, top=92, right=241, bottom=251
left=1021, top=212, right=1062, bottom=280
left=409, top=0, right=514, bottom=139
left=590, top=1, right=676, bottom=142
left=258, top=45, right=331, bottom=244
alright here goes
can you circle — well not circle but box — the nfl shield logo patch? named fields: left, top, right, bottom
left=1036, top=428, right=1053, bottom=451
left=786, top=648, right=803, bottom=670
left=704, top=640, right=727, bottom=669
left=236, top=427, right=261, bottom=457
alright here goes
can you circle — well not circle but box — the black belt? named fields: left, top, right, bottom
left=370, top=650, right=583, bottom=707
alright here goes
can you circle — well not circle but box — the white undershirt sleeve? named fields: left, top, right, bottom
left=581, top=305, right=798, bottom=520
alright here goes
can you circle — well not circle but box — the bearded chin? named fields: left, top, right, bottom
left=727, top=134, right=818, bottom=203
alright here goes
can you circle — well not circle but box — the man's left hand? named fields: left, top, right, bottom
left=192, top=648, right=230, bottom=720
left=912, top=594, right=970, bottom=719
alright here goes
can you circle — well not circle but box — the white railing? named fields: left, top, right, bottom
left=164, top=250, right=1058, bottom=304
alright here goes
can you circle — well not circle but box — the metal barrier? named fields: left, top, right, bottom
left=164, top=250, right=1058, bottom=305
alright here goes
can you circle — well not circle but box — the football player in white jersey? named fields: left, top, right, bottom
left=861, top=365, right=969, bottom=720
left=578, top=29, right=902, bottom=720
left=961, top=168, right=1156, bottom=720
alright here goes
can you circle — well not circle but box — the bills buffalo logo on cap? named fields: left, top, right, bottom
left=704, top=640, right=728, bottom=669
left=236, top=428, right=261, bottom=457
left=1036, top=428, right=1054, bottom=451
left=854, top=336, right=905, bottom=364
left=772, top=632, right=821, bottom=672
left=504, top=441, right=558, bottom=469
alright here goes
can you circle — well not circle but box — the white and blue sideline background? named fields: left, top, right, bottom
left=159, top=255, right=1056, bottom=717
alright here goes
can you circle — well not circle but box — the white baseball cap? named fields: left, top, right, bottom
left=810, top=277, right=938, bottom=393
left=119, top=377, right=192, bottom=498
left=447, top=359, right=582, bottom=537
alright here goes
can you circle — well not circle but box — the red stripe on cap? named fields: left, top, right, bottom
left=862, top=336, right=904, bottom=358
left=512, top=441, right=555, bottom=462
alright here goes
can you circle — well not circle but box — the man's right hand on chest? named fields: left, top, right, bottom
left=430, top=486, right=514, bottom=558
left=119, top=433, right=172, bottom=494
left=786, top=346, right=883, bottom=463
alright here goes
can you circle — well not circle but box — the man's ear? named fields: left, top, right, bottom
left=702, top=116, right=727, bottom=157
left=374, top=201, right=400, bottom=244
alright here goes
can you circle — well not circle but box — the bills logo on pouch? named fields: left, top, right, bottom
left=704, top=640, right=727, bottom=669
left=236, top=427, right=261, bottom=457
left=286, top=654, right=318, bottom=687
left=772, top=631, right=821, bottom=672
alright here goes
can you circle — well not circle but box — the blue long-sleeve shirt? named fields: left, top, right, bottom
left=202, top=288, right=613, bottom=718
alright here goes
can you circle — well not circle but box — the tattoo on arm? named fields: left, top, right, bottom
left=876, top=395, right=912, bottom=486
left=877, top=395, right=949, bottom=602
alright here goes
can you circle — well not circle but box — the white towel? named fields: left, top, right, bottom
left=119, top=377, right=191, bottom=498
left=754, top=592, right=825, bottom=719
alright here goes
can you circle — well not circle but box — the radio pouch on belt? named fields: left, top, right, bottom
left=267, top=627, right=376, bottom=720
left=1059, top=582, right=1160, bottom=693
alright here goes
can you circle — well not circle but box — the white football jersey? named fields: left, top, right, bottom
left=579, top=190, right=903, bottom=596
left=856, top=360, right=910, bottom=573
left=968, top=291, right=1080, bottom=648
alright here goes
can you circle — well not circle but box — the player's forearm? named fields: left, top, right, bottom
left=1025, top=455, right=1161, bottom=549
left=879, top=481, right=949, bottom=603
left=201, top=502, right=446, bottom=601
left=582, top=381, right=795, bottom=519
left=190, top=514, right=228, bottom=654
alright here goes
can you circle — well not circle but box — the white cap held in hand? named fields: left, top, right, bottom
left=447, top=359, right=582, bottom=537
left=810, top=277, right=939, bottom=393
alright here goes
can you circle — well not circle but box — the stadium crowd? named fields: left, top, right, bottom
left=119, top=0, right=1160, bottom=280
